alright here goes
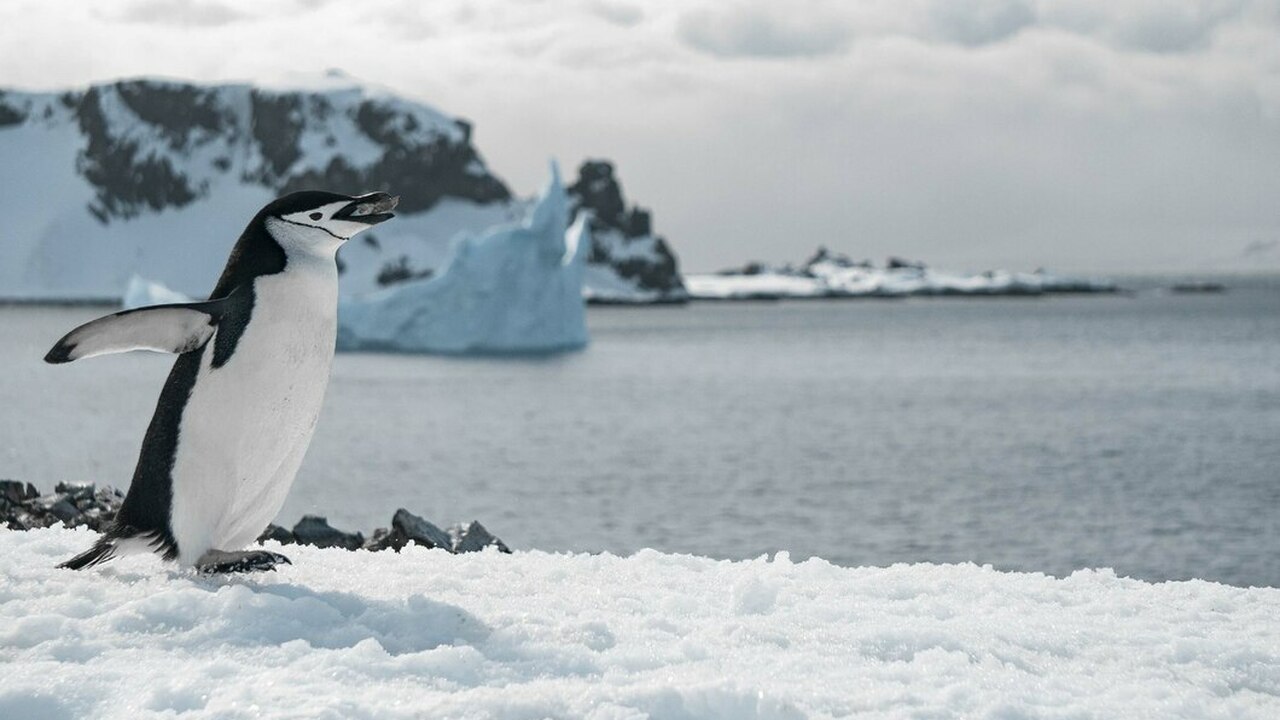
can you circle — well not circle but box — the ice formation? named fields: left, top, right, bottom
left=2, top=527, right=1277, bottom=718
left=336, top=165, right=589, bottom=354
left=121, top=274, right=193, bottom=310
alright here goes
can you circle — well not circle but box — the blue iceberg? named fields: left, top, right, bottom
left=336, top=163, right=589, bottom=354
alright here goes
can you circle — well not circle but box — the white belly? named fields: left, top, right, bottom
left=168, top=267, right=337, bottom=564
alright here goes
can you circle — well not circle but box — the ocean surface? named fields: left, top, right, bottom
left=3, top=276, right=1278, bottom=587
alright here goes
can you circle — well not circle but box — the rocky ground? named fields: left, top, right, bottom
left=0, top=479, right=509, bottom=556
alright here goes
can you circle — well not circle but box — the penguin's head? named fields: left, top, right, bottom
left=262, top=191, right=399, bottom=255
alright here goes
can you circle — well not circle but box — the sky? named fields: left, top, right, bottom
left=1, top=0, right=1278, bottom=273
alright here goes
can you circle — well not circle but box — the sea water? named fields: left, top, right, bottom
left=3, top=276, right=1277, bottom=586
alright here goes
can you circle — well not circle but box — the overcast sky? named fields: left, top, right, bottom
left=2, top=0, right=1278, bottom=272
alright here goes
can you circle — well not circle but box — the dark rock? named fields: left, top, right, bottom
left=0, top=90, right=26, bottom=127
left=79, top=506, right=116, bottom=532
left=449, top=521, right=512, bottom=554
left=887, top=256, right=925, bottom=270
left=37, top=496, right=82, bottom=524
left=116, top=80, right=227, bottom=149
left=55, top=481, right=95, bottom=502
left=6, top=510, right=39, bottom=531
left=392, top=509, right=454, bottom=551
left=75, top=85, right=199, bottom=223
left=375, top=256, right=433, bottom=288
left=249, top=90, right=305, bottom=181
left=0, top=480, right=38, bottom=505
left=291, top=515, right=363, bottom=550
left=362, top=527, right=399, bottom=552
left=257, top=523, right=295, bottom=545
left=4, top=481, right=512, bottom=557
left=567, top=159, right=686, bottom=298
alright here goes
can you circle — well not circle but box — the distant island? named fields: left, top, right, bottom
left=685, top=247, right=1119, bottom=300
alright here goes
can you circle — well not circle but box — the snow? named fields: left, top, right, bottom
left=684, top=273, right=829, bottom=300
left=3, top=527, right=1278, bottom=719
left=337, top=164, right=589, bottom=355
left=687, top=264, right=1117, bottom=300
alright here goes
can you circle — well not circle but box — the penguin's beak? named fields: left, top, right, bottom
left=336, top=192, right=399, bottom=225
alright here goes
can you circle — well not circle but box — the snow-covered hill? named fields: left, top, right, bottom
left=0, top=78, right=516, bottom=300
left=3, top=527, right=1278, bottom=719
left=0, top=78, right=681, bottom=303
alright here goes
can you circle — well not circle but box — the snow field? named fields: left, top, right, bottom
left=3, top=528, right=1278, bottom=718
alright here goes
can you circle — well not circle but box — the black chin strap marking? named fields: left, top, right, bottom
left=277, top=216, right=346, bottom=241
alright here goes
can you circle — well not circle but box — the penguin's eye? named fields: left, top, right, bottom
left=309, top=212, right=323, bottom=221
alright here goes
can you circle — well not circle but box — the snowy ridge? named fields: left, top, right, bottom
left=3, top=527, right=1278, bottom=718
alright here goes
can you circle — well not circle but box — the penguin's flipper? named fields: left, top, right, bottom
left=44, top=300, right=225, bottom=364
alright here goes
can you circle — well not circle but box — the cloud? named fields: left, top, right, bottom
left=929, top=0, right=1036, bottom=47
left=1038, top=0, right=1258, bottom=54
left=587, top=0, right=644, bottom=28
left=1, top=0, right=1278, bottom=272
left=676, top=3, right=853, bottom=59
left=104, top=0, right=247, bottom=27
left=1242, top=240, right=1279, bottom=256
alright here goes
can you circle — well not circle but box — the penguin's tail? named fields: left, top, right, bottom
left=58, top=537, right=118, bottom=570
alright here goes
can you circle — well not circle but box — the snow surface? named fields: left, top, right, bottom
left=3, top=527, right=1278, bottom=719
left=687, top=265, right=1116, bottom=300
left=337, top=164, right=589, bottom=354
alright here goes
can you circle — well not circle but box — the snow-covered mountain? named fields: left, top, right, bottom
left=0, top=78, right=680, bottom=303
left=567, top=160, right=687, bottom=304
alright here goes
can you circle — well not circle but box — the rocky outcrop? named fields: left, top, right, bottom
left=2, top=480, right=123, bottom=531
left=2, top=481, right=510, bottom=556
left=567, top=160, right=687, bottom=303
left=260, top=509, right=510, bottom=555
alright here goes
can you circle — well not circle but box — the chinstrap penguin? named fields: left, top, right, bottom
left=48, top=190, right=398, bottom=573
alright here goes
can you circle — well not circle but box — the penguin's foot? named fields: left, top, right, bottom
left=196, top=549, right=292, bottom=574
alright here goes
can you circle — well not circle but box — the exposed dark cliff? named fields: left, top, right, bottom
left=567, top=160, right=686, bottom=302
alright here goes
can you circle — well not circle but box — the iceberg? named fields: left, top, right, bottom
left=336, top=164, right=589, bottom=355
left=121, top=274, right=193, bottom=310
